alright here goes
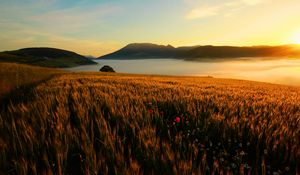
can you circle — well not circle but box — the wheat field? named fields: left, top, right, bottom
left=0, top=62, right=64, bottom=97
left=0, top=69, right=299, bottom=174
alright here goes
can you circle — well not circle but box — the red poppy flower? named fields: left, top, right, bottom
left=148, top=109, right=154, bottom=114
left=175, top=117, right=180, bottom=123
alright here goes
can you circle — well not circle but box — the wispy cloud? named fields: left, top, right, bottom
left=0, top=1, right=122, bottom=56
left=29, top=4, right=121, bottom=33
left=186, top=5, right=220, bottom=19
left=185, top=0, right=269, bottom=20
left=241, top=0, right=264, bottom=5
left=0, top=1, right=121, bottom=38
left=0, top=29, right=117, bottom=56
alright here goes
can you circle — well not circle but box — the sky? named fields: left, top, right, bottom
left=1, top=0, right=300, bottom=56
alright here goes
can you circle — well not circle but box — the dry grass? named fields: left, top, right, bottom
left=0, top=62, right=64, bottom=97
left=0, top=68, right=299, bottom=174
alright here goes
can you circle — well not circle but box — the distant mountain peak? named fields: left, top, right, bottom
left=123, top=43, right=175, bottom=50
left=166, top=44, right=175, bottom=48
left=98, top=43, right=178, bottom=59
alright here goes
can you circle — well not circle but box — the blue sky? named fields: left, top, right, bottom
left=1, top=0, right=300, bottom=56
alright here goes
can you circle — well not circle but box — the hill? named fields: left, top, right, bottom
left=0, top=64, right=299, bottom=174
left=98, top=43, right=184, bottom=59
left=0, top=47, right=97, bottom=67
left=98, top=43, right=300, bottom=60
left=181, top=45, right=300, bottom=59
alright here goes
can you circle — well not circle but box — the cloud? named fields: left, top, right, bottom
left=0, top=28, right=114, bottom=56
left=185, top=5, right=220, bottom=19
left=0, top=1, right=123, bottom=56
left=28, top=4, right=121, bottom=33
left=241, top=0, right=263, bottom=5
left=185, top=0, right=269, bottom=20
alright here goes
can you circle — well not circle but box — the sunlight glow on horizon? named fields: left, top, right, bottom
left=1, top=0, right=300, bottom=56
left=287, top=29, right=300, bottom=45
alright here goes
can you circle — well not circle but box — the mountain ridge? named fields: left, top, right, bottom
left=98, top=43, right=179, bottom=59
left=98, top=43, right=300, bottom=60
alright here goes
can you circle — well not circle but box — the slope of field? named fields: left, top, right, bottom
left=0, top=62, right=64, bottom=97
left=0, top=72, right=299, bottom=174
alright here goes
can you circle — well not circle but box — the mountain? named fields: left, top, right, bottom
left=98, top=43, right=181, bottom=59
left=180, top=45, right=300, bottom=59
left=98, top=43, right=300, bottom=60
left=0, top=47, right=97, bottom=68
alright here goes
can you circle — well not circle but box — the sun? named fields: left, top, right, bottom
left=289, top=31, right=300, bottom=44
left=291, top=37, right=300, bottom=44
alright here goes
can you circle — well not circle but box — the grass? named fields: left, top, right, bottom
left=0, top=62, right=64, bottom=97
left=0, top=63, right=299, bottom=174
